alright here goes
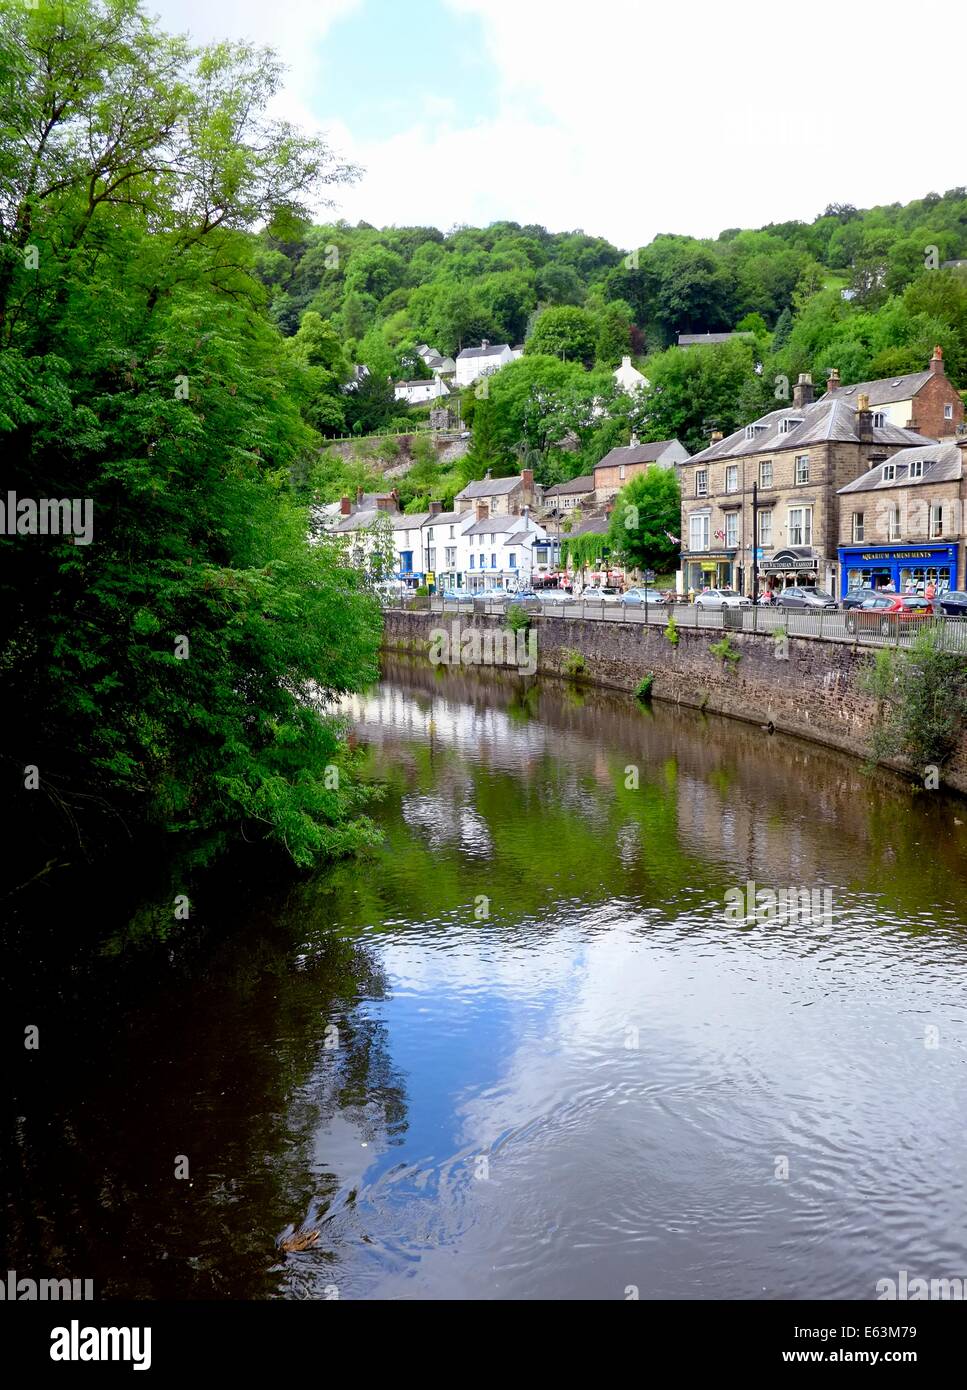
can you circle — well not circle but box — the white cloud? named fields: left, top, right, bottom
left=148, top=0, right=966, bottom=244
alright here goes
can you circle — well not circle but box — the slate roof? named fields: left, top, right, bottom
left=825, top=371, right=934, bottom=407
left=689, top=399, right=935, bottom=463
left=838, top=443, right=962, bottom=494
left=567, top=516, right=610, bottom=538
left=420, top=510, right=467, bottom=528
left=456, top=343, right=512, bottom=360
left=455, top=475, right=524, bottom=499
left=504, top=529, right=536, bottom=546
left=329, top=507, right=379, bottom=533
left=393, top=512, right=433, bottom=531
left=542, top=475, right=595, bottom=497
left=596, top=441, right=679, bottom=468
left=464, top=515, right=528, bottom=536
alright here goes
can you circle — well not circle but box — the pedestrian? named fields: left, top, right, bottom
left=925, top=577, right=937, bottom=608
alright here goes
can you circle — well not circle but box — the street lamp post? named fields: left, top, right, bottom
left=750, top=481, right=759, bottom=602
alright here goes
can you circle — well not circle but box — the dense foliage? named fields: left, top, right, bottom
left=1, top=0, right=381, bottom=871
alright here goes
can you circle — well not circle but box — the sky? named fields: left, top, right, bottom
left=149, top=0, right=965, bottom=248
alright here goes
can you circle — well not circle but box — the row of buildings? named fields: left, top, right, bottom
left=680, top=348, right=966, bottom=596
left=329, top=348, right=967, bottom=598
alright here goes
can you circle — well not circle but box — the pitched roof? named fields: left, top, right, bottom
left=421, top=510, right=468, bottom=528
left=455, top=474, right=524, bottom=498
left=464, top=515, right=528, bottom=536
left=825, top=371, right=934, bottom=407
left=838, top=443, right=962, bottom=494
left=456, top=343, right=511, bottom=360
left=596, top=441, right=679, bottom=469
left=542, top=474, right=595, bottom=497
left=689, top=399, right=935, bottom=462
left=393, top=512, right=432, bottom=530
left=329, top=507, right=380, bottom=533
left=678, top=332, right=753, bottom=346
left=504, top=529, right=535, bottom=545
left=567, top=516, right=610, bottom=538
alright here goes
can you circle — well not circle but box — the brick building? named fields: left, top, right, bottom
left=681, top=375, right=935, bottom=596
left=593, top=439, right=689, bottom=500
left=836, top=442, right=965, bottom=595
left=454, top=468, right=540, bottom=517
left=823, top=346, right=963, bottom=440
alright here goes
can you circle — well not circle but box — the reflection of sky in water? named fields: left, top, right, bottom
left=287, top=675, right=967, bottom=1299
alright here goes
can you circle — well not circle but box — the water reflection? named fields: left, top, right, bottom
left=2, top=660, right=966, bottom=1300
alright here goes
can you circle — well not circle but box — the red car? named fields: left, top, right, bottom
left=844, top=593, right=938, bottom=636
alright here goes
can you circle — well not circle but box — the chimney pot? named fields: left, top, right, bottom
left=429, top=500, right=442, bottom=514
left=856, top=394, right=873, bottom=441
left=340, top=495, right=351, bottom=516
left=476, top=501, right=488, bottom=522
left=826, top=368, right=841, bottom=393
left=710, top=430, right=723, bottom=443
left=930, top=344, right=946, bottom=376
left=521, top=468, right=533, bottom=489
left=621, top=355, right=632, bottom=368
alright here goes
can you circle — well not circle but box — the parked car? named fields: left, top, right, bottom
left=774, top=587, right=838, bottom=611
left=844, top=594, right=938, bottom=635
left=842, top=586, right=881, bottom=610
left=937, top=590, right=967, bottom=616
left=441, top=590, right=474, bottom=605
left=620, top=588, right=667, bottom=606
left=694, top=588, right=751, bottom=610
left=579, top=586, right=622, bottom=603
left=506, top=590, right=542, bottom=611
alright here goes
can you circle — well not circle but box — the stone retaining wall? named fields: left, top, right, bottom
left=382, top=609, right=967, bottom=793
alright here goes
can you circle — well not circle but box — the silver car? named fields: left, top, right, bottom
left=694, top=588, right=751, bottom=610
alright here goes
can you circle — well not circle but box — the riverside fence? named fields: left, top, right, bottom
left=391, top=596, right=967, bottom=653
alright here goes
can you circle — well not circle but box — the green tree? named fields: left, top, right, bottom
left=525, top=306, right=598, bottom=367
left=0, top=0, right=379, bottom=871
left=607, top=468, right=681, bottom=572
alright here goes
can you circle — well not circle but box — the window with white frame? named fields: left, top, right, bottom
left=852, top=512, right=864, bottom=542
left=882, top=463, right=896, bottom=481
left=470, top=554, right=475, bottom=568
left=872, top=411, right=886, bottom=428
left=725, top=465, right=738, bottom=493
left=930, top=503, right=943, bottom=538
left=725, top=513, right=738, bottom=547
left=909, top=460, right=924, bottom=478
left=759, top=510, right=773, bottom=546
left=795, top=455, right=809, bottom=484
left=944, top=403, right=954, bottom=420
left=887, top=506, right=901, bottom=541
left=759, top=460, right=773, bottom=487
left=689, top=513, right=710, bottom=551
left=788, top=506, right=812, bottom=546
left=619, top=465, right=626, bottom=480
left=695, top=469, right=708, bottom=497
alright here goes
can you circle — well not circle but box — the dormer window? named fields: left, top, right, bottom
left=909, top=460, right=925, bottom=479
left=872, top=411, right=886, bottom=428
left=744, top=423, right=767, bottom=441
left=778, top=417, right=804, bottom=435
left=882, top=464, right=896, bottom=481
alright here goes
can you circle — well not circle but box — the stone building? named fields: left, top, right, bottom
left=836, top=442, right=965, bottom=595
left=823, top=346, right=963, bottom=440
left=593, top=439, right=689, bottom=500
left=454, top=468, right=540, bottom=516
left=681, top=375, right=935, bottom=596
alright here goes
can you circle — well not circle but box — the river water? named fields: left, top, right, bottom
left=3, top=658, right=967, bottom=1300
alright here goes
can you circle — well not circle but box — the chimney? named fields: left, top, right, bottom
left=710, top=430, right=723, bottom=443
left=484, top=469, right=492, bottom=481
left=428, top=500, right=443, bottom=515
left=930, top=344, right=946, bottom=376
left=856, top=392, right=873, bottom=441
left=521, top=468, right=533, bottom=490
left=356, top=487, right=364, bottom=505
left=621, top=355, right=632, bottom=368
left=476, top=501, right=488, bottom=522
left=340, top=495, right=351, bottom=516
left=376, top=495, right=395, bottom=512
left=826, top=368, right=841, bottom=393
left=481, top=339, right=490, bottom=351
left=629, top=432, right=640, bottom=448
left=793, top=372, right=814, bottom=408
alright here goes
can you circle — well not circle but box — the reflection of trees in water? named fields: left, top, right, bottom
left=0, top=873, right=408, bottom=1300
left=373, top=656, right=967, bottom=907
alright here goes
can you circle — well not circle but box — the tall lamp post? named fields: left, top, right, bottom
left=750, top=481, right=759, bottom=602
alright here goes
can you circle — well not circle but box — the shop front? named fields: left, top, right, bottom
left=757, top=547, right=828, bottom=593
left=836, top=543, right=959, bottom=598
left=683, top=552, right=735, bottom=593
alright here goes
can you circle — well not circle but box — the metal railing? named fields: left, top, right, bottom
left=407, top=596, right=967, bottom=651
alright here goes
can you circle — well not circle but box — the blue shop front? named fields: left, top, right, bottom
left=836, top=542, right=960, bottom=597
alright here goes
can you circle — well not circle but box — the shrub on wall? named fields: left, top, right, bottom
left=861, top=628, right=967, bottom=773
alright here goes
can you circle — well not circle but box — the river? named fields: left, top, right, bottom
left=3, top=657, right=966, bottom=1300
